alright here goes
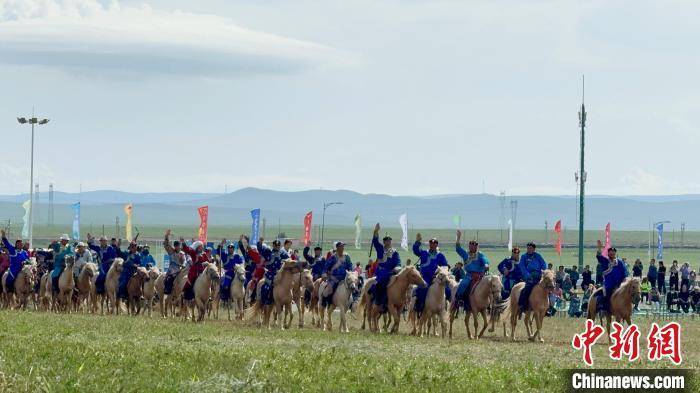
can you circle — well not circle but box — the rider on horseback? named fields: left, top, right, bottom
left=370, top=223, right=401, bottom=312
left=163, top=230, right=188, bottom=295
left=595, top=240, right=628, bottom=312
left=322, top=242, right=353, bottom=306
left=412, top=233, right=448, bottom=314
left=1, top=229, right=29, bottom=293
left=498, top=247, right=522, bottom=298
left=302, top=243, right=326, bottom=282
left=73, top=242, right=93, bottom=282
left=50, top=234, right=74, bottom=294
left=454, top=230, right=490, bottom=310
left=517, top=242, right=548, bottom=312
left=181, top=238, right=209, bottom=301
left=257, top=239, right=289, bottom=305
left=118, top=242, right=141, bottom=300
left=218, top=238, right=244, bottom=302
left=87, top=234, right=118, bottom=295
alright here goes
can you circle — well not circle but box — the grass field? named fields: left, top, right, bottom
left=0, top=309, right=698, bottom=392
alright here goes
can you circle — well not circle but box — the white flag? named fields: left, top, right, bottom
left=21, top=199, right=31, bottom=238
left=354, top=214, right=361, bottom=249
left=399, top=213, right=408, bottom=251
left=507, top=219, right=513, bottom=251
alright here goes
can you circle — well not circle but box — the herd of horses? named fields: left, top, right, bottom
left=1, top=256, right=641, bottom=343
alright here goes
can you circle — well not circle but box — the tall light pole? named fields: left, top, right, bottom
left=17, top=113, right=50, bottom=249
left=577, top=76, right=586, bottom=271
left=320, top=201, right=343, bottom=249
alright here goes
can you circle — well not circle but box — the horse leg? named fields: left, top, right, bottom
left=325, top=305, right=335, bottom=331
left=339, top=305, right=347, bottom=333
left=465, top=313, right=473, bottom=339
left=390, top=305, right=401, bottom=334
left=534, top=311, right=545, bottom=343
left=478, top=310, right=488, bottom=339
left=449, top=308, right=456, bottom=339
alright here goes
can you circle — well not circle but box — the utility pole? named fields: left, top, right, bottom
left=577, top=75, right=587, bottom=271
left=510, top=200, right=518, bottom=235
left=544, top=220, right=548, bottom=245
left=499, top=191, right=506, bottom=243
left=681, top=222, right=686, bottom=246
left=48, top=183, right=54, bottom=228
left=116, top=217, right=120, bottom=239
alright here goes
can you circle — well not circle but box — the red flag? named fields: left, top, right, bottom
left=554, top=220, right=562, bottom=256
left=303, top=211, right=313, bottom=245
left=197, top=206, right=209, bottom=243
left=602, top=222, right=611, bottom=258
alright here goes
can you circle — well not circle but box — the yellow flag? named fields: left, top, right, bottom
left=124, top=203, right=133, bottom=241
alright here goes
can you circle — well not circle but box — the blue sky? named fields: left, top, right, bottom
left=1, top=0, right=699, bottom=196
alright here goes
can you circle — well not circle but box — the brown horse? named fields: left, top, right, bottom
left=74, top=262, right=99, bottom=313
left=1, top=262, right=36, bottom=310
left=103, top=258, right=124, bottom=315
left=587, top=278, right=641, bottom=342
left=143, top=268, right=161, bottom=318
left=127, top=267, right=149, bottom=316
left=191, top=263, right=220, bottom=323
left=57, top=256, right=76, bottom=313
left=500, top=270, right=555, bottom=343
left=298, top=269, right=314, bottom=327
left=246, top=260, right=299, bottom=329
left=359, top=266, right=426, bottom=334
left=449, top=274, right=502, bottom=340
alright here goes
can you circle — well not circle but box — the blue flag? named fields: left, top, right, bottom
left=656, top=222, right=664, bottom=260
left=72, top=202, right=81, bottom=240
left=251, top=208, right=261, bottom=244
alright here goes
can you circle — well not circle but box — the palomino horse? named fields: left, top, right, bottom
left=414, top=266, right=450, bottom=338
left=298, top=269, right=314, bottom=327
left=127, top=267, right=150, bottom=316
left=223, top=264, right=246, bottom=321
left=143, top=268, right=161, bottom=318
left=359, top=266, right=426, bottom=334
left=103, top=258, right=124, bottom=315
left=587, top=278, right=641, bottom=343
left=1, top=262, right=36, bottom=310
left=57, top=256, right=76, bottom=313
left=191, top=263, right=220, bottom=323
left=38, top=271, right=52, bottom=311
left=500, top=270, right=555, bottom=343
left=75, top=262, right=99, bottom=313
left=208, top=265, right=221, bottom=320
left=246, top=260, right=299, bottom=329
left=320, top=271, right=359, bottom=333
left=449, top=274, right=502, bottom=340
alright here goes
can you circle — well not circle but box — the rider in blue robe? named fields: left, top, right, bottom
left=412, top=234, right=448, bottom=314
left=303, top=245, right=327, bottom=282
left=118, top=244, right=141, bottom=300
left=454, top=232, right=490, bottom=309
left=517, top=242, right=547, bottom=311
left=218, top=242, right=243, bottom=301
left=139, top=246, right=156, bottom=269
left=258, top=240, right=289, bottom=305
left=1, top=233, right=29, bottom=292
left=50, top=235, right=75, bottom=293
left=371, top=224, right=401, bottom=310
left=88, top=236, right=118, bottom=295
left=595, top=245, right=629, bottom=312
left=322, top=242, right=353, bottom=306
left=498, top=247, right=522, bottom=298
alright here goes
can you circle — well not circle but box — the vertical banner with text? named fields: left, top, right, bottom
left=197, top=205, right=209, bottom=243
left=124, top=203, right=133, bottom=241
left=72, top=202, right=81, bottom=240
left=354, top=214, right=361, bottom=249
left=399, top=213, right=408, bottom=251
left=554, top=219, right=562, bottom=256
left=250, top=208, right=261, bottom=244
left=303, top=211, right=313, bottom=245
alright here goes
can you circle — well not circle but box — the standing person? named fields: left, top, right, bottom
left=322, top=241, right=353, bottom=305
left=0, top=229, right=29, bottom=293
left=647, top=259, right=658, bottom=290
left=303, top=242, right=326, bottom=282
left=163, top=230, right=188, bottom=296
left=87, top=234, right=118, bottom=296
left=369, top=224, right=401, bottom=311
left=580, top=265, right=593, bottom=290
left=595, top=241, right=629, bottom=313
left=555, top=266, right=566, bottom=289
left=640, top=277, right=651, bottom=307
left=181, top=238, right=210, bottom=302
left=451, top=262, right=465, bottom=282
left=669, top=260, right=680, bottom=292
left=680, top=262, right=690, bottom=290
left=657, top=261, right=667, bottom=295
left=50, top=235, right=74, bottom=293
left=412, top=233, right=448, bottom=314
left=565, top=265, right=580, bottom=290
left=632, top=259, right=643, bottom=279
left=517, top=242, right=547, bottom=312
left=454, top=230, right=489, bottom=310
left=283, top=239, right=295, bottom=260
left=498, top=247, right=522, bottom=299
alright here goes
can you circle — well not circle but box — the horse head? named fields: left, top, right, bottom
left=299, top=269, right=313, bottom=288
left=487, top=274, right=503, bottom=302
left=64, top=255, right=75, bottom=268
left=112, top=258, right=125, bottom=273
left=136, top=266, right=149, bottom=281
left=434, top=266, right=449, bottom=285
left=83, top=262, right=99, bottom=278
left=147, top=268, right=160, bottom=281
left=234, top=264, right=246, bottom=282
left=627, top=277, right=642, bottom=304
left=205, top=263, right=221, bottom=282
left=344, top=271, right=359, bottom=292
left=539, top=270, right=556, bottom=291
left=403, top=266, right=427, bottom=288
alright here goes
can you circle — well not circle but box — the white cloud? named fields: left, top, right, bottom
left=0, top=0, right=355, bottom=77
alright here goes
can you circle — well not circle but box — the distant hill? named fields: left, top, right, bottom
left=0, top=188, right=697, bottom=230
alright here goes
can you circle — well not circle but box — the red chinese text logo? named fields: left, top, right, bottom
left=572, top=319, right=605, bottom=366
left=647, top=322, right=682, bottom=365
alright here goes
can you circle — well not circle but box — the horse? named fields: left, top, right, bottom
left=320, top=271, right=359, bottom=333
left=164, top=266, right=189, bottom=318
left=497, top=270, right=555, bottom=343
left=38, top=270, right=52, bottom=311
left=449, top=273, right=502, bottom=340
left=143, top=268, right=161, bottom=318
left=191, top=263, right=221, bottom=323
left=298, top=269, right=315, bottom=327
left=127, top=266, right=150, bottom=316
left=223, top=264, right=246, bottom=321
left=1, top=262, right=36, bottom=310
left=208, top=265, right=221, bottom=320
left=103, top=258, right=124, bottom=315
left=587, top=278, right=641, bottom=343
left=358, top=266, right=427, bottom=334
left=245, top=260, right=299, bottom=329
left=414, top=266, right=450, bottom=338
left=57, top=256, right=76, bottom=313
left=74, top=262, right=99, bottom=313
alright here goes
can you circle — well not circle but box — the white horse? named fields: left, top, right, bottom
left=321, top=271, right=359, bottom=333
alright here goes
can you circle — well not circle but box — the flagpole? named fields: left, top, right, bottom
left=577, top=76, right=587, bottom=271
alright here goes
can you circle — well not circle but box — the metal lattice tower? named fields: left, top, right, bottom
left=48, top=183, right=54, bottom=228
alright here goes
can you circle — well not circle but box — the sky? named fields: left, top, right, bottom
left=1, top=0, right=699, bottom=197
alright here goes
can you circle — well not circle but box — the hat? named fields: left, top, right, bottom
left=191, top=241, right=204, bottom=249
left=227, top=243, right=235, bottom=249
left=428, top=238, right=438, bottom=244
left=468, top=240, right=478, bottom=246
left=313, top=246, right=322, bottom=251
left=382, top=236, right=392, bottom=242
left=60, top=234, right=70, bottom=241
left=335, top=241, right=345, bottom=248
left=98, top=236, right=108, bottom=241
left=526, top=242, right=537, bottom=248
left=512, top=247, right=521, bottom=253
left=77, top=242, right=86, bottom=248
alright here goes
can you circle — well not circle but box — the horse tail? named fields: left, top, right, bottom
left=587, top=292, right=597, bottom=320
left=244, top=300, right=262, bottom=321
left=355, top=285, right=369, bottom=320
left=490, top=297, right=510, bottom=325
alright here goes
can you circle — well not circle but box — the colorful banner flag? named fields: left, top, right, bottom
left=71, top=202, right=80, bottom=240
left=124, top=203, right=133, bottom=241
left=250, top=208, right=261, bottom=244
left=507, top=219, right=513, bottom=251
left=354, top=214, right=361, bottom=249
left=602, top=222, right=611, bottom=258
left=399, top=213, right=408, bottom=251
left=453, top=214, right=461, bottom=229
left=656, top=222, right=664, bottom=260
left=197, top=206, right=209, bottom=243
left=21, top=199, right=31, bottom=239
left=303, top=211, right=313, bottom=245
left=554, top=220, right=562, bottom=256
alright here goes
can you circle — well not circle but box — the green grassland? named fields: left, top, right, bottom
left=1, top=310, right=698, bottom=392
